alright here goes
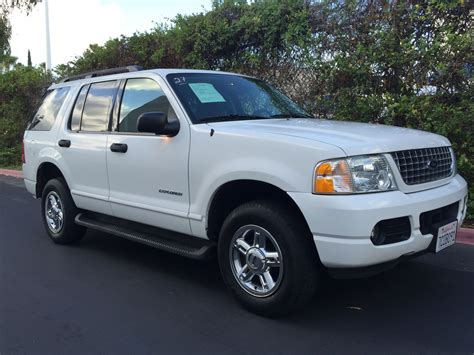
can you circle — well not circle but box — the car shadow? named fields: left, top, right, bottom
left=79, top=229, right=224, bottom=289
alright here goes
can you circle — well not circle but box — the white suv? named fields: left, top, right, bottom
left=23, top=66, right=468, bottom=316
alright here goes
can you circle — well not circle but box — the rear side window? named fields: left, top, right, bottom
left=28, top=87, right=70, bottom=131
left=69, top=85, right=89, bottom=131
left=80, top=81, right=117, bottom=132
left=118, top=78, right=176, bottom=133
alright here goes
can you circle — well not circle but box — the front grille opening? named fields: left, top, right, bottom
left=391, top=147, right=453, bottom=185
left=371, top=217, right=411, bottom=246
left=419, top=202, right=459, bottom=235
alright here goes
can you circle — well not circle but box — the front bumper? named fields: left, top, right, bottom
left=289, top=174, right=468, bottom=268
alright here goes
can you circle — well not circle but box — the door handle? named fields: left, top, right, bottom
left=58, top=139, right=71, bottom=148
left=110, top=143, right=128, bottom=153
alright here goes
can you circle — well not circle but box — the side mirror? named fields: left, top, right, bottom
left=137, top=112, right=180, bottom=137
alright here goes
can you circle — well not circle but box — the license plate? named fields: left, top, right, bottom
left=435, top=220, right=457, bottom=252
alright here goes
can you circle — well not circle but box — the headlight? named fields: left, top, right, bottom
left=314, top=155, right=397, bottom=194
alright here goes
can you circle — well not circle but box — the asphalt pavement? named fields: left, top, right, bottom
left=1, top=175, right=473, bottom=355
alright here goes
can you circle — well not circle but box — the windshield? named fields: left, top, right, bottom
left=166, top=73, right=312, bottom=124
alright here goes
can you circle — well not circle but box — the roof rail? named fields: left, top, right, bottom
left=60, top=65, right=143, bottom=83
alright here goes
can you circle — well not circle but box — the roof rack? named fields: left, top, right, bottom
left=60, top=65, right=143, bottom=83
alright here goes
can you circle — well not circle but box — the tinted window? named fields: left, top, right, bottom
left=166, top=73, right=311, bottom=124
left=81, top=81, right=117, bottom=132
left=69, top=85, right=89, bottom=131
left=118, top=78, right=176, bottom=132
left=29, top=87, right=70, bottom=131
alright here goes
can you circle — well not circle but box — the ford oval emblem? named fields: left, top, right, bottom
left=427, top=159, right=438, bottom=169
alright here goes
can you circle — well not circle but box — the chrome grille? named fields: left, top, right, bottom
left=391, top=147, right=453, bottom=185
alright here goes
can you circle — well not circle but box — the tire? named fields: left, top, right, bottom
left=218, top=200, right=319, bottom=317
left=41, top=178, right=86, bottom=244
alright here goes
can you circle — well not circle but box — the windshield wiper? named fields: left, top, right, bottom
left=199, top=114, right=270, bottom=123
left=270, top=113, right=314, bottom=119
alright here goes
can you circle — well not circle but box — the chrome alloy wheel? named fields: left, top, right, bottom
left=229, top=225, right=283, bottom=297
left=44, top=191, right=64, bottom=234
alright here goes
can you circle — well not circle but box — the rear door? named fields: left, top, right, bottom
left=106, top=76, right=191, bottom=234
left=58, top=80, right=119, bottom=215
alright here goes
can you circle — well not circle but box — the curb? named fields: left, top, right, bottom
left=457, top=228, right=474, bottom=246
left=0, top=169, right=22, bottom=178
left=0, top=168, right=472, bottom=245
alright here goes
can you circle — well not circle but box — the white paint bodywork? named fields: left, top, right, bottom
left=23, top=69, right=468, bottom=269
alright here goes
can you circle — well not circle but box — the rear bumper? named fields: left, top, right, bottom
left=24, top=178, right=36, bottom=197
left=289, top=175, right=468, bottom=268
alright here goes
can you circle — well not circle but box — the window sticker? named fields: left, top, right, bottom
left=173, top=76, right=186, bottom=85
left=189, top=83, right=226, bottom=103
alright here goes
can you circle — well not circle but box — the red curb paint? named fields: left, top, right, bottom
left=457, top=228, right=474, bottom=246
left=0, top=169, right=22, bottom=178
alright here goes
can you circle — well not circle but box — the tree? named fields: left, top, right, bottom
left=0, top=11, right=11, bottom=62
left=0, top=54, right=16, bottom=73
left=27, top=49, right=31, bottom=66
left=0, top=0, right=39, bottom=13
left=0, top=0, right=38, bottom=66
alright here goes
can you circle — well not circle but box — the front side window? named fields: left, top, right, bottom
left=118, top=78, right=176, bottom=132
left=28, top=87, right=70, bottom=131
left=81, top=81, right=117, bottom=132
left=166, top=73, right=311, bottom=124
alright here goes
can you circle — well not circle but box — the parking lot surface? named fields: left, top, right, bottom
left=1, top=175, right=473, bottom=354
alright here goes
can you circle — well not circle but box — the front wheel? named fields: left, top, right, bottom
left=41, top=178, right=86, bottom=244
left=218, top=200, right=319, bottom=317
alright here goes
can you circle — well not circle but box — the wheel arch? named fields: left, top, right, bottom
left=206, top=179, right=312, bottom=242
left=36, top=162, right=68, bottom=198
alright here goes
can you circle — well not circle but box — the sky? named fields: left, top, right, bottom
left=9, top=0, right=210, bottom=68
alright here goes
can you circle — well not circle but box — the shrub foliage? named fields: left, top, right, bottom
left=0, top=66, right=50, bottom=166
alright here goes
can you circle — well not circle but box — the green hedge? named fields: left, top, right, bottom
left=0, top=66, right=50, bottom=166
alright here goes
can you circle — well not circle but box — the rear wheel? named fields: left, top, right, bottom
left=41, top=178, right=86, bottom=244
left=218, top=200, right=319, bottom=317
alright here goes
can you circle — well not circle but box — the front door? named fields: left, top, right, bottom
left=106, top=76, right=191, bottom=235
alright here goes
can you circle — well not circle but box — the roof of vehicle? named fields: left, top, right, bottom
left=50, top=67, right=247, bottom=90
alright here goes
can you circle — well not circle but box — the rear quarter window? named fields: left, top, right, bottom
left=28, top=87, right=70, bottom=131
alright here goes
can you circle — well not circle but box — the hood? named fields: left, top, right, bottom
left=208, top=118, right=450, bottom=156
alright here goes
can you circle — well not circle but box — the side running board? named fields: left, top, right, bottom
left=75, top=212, right=216, bottom=260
